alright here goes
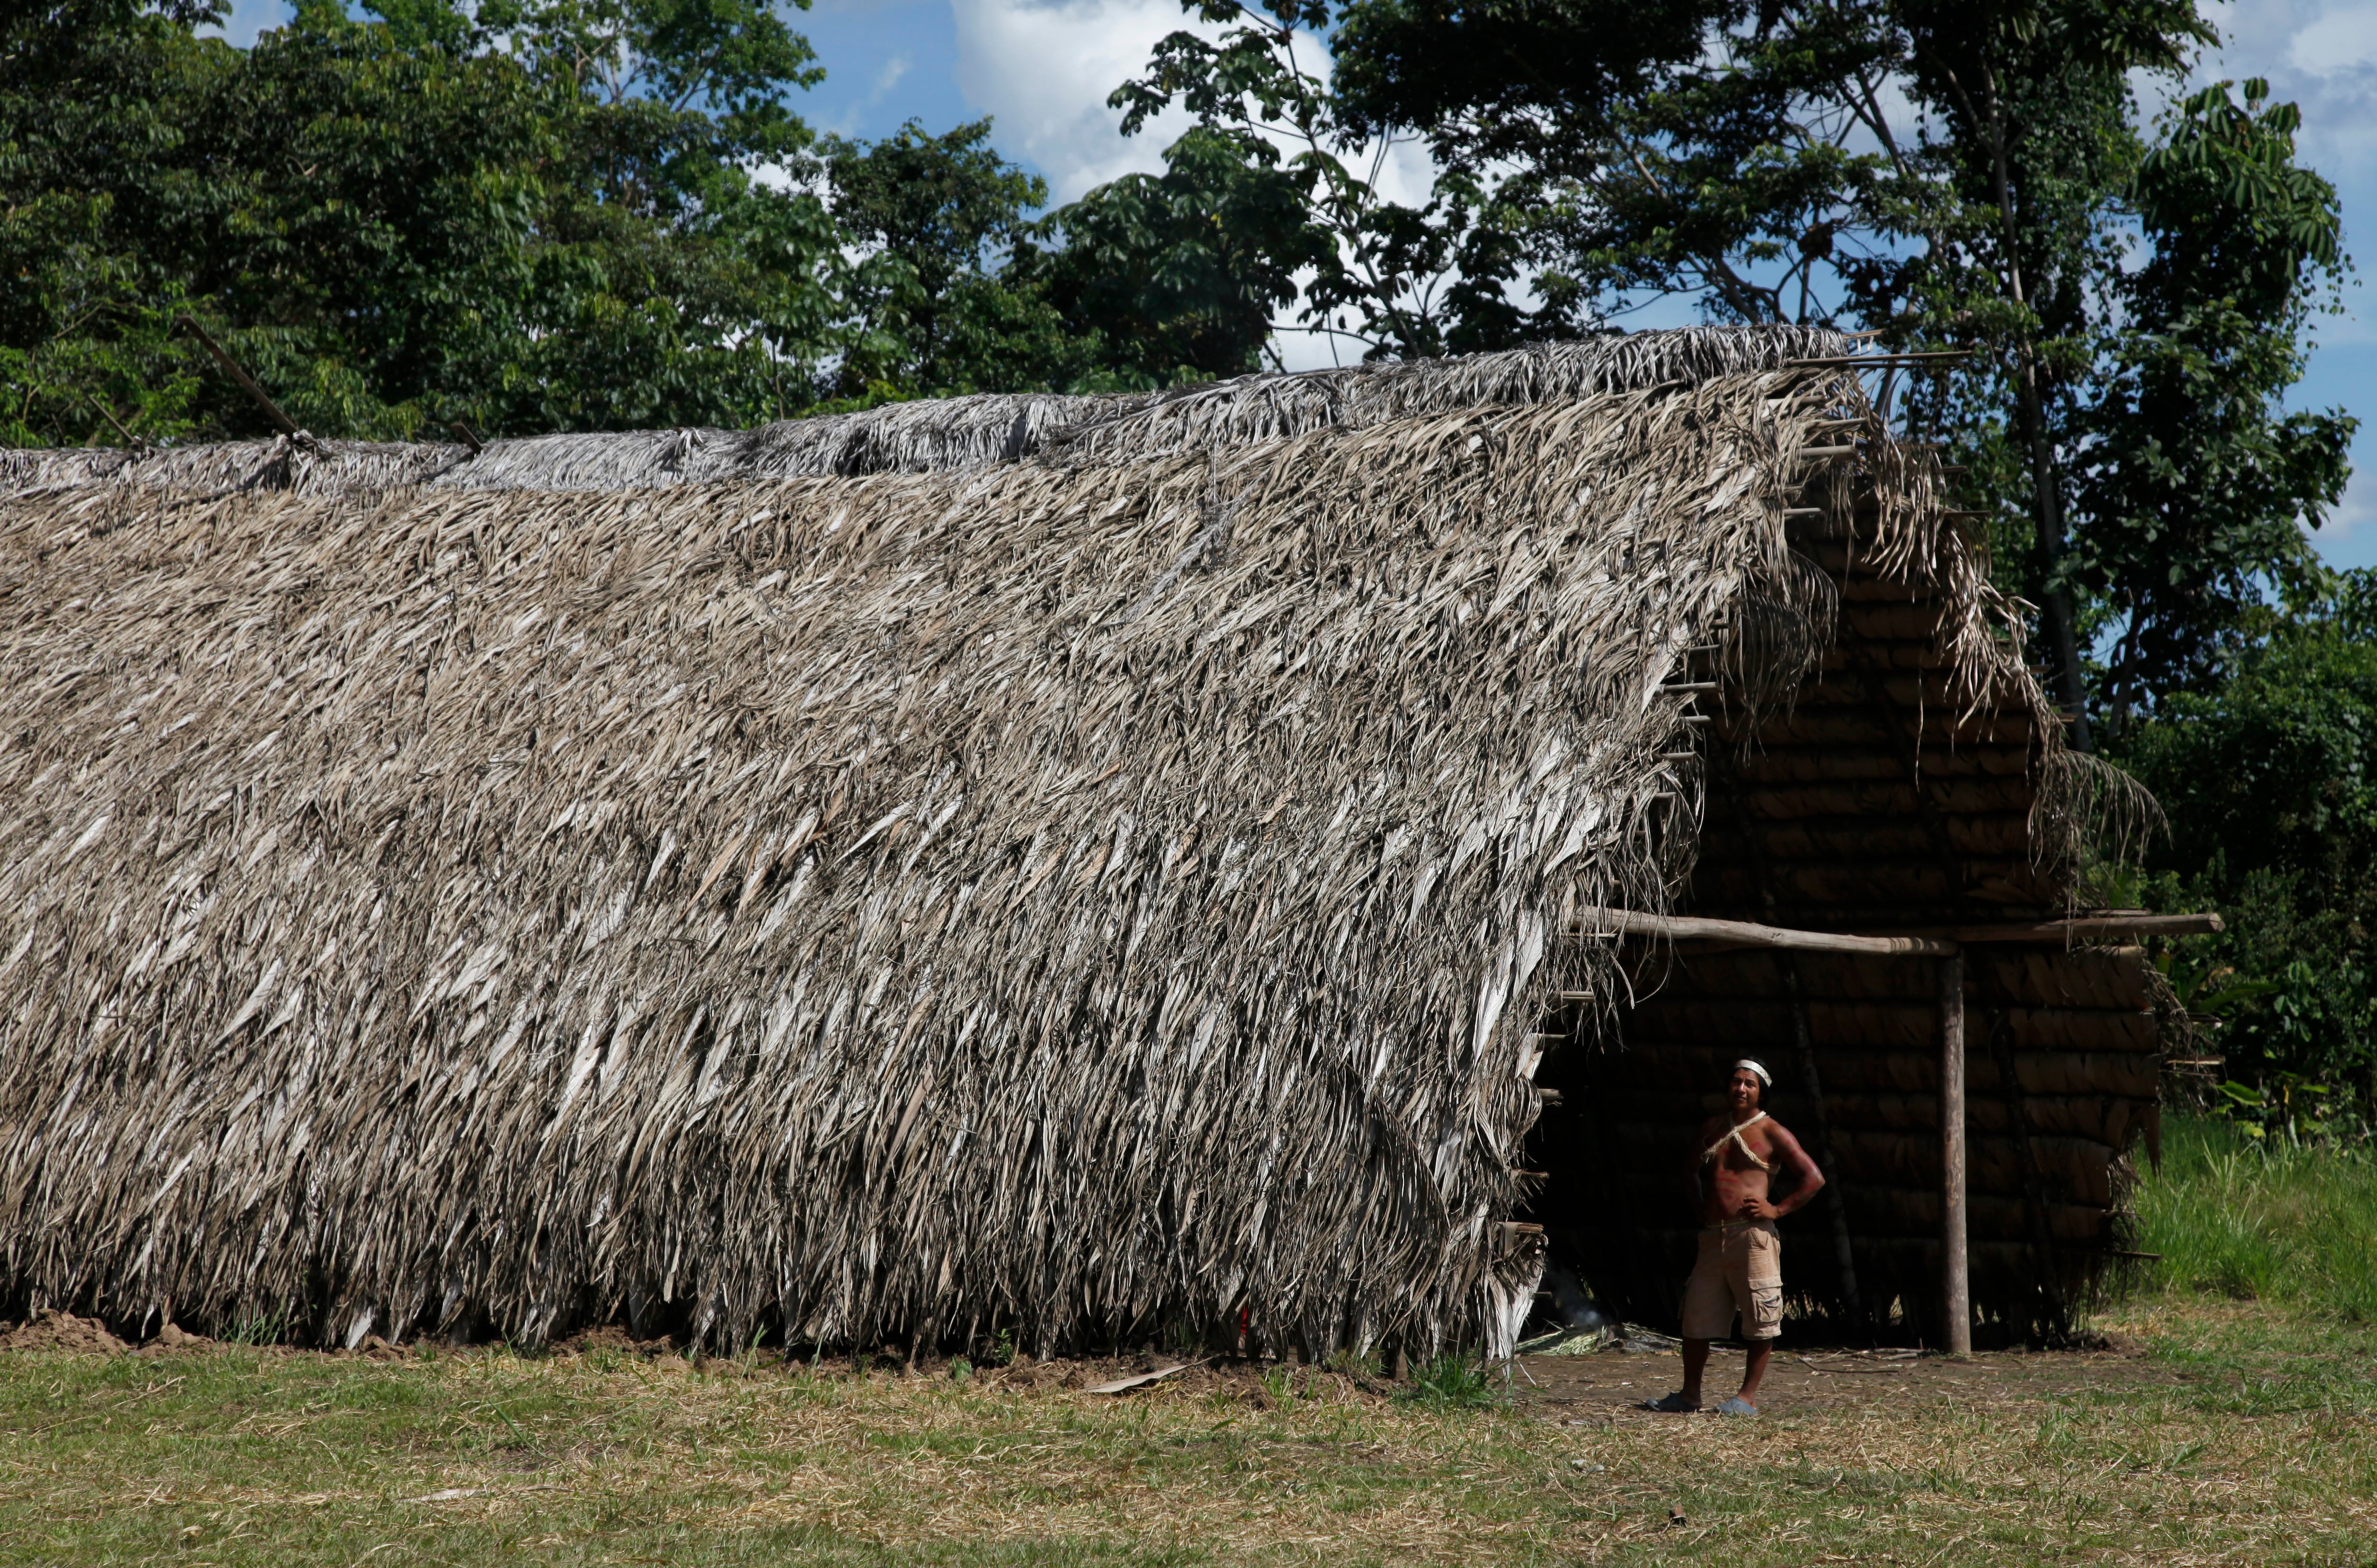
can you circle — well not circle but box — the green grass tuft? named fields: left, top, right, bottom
left=2129, top=1115, right=2377, bottom=1320
left=1397, top=1354, right=1503, bottom=1410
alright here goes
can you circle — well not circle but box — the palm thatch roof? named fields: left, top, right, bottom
left=0, top=327, right=2145, bottom=1357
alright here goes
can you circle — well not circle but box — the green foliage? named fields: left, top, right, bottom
left=1300, top=0, right=2358, bottom=738
left=2208, top=1073, right=2362, bottom=1145
left=2075, top=79, right=2357, bottom=722
left=2115, top=571, right=2377, bottom=1093
left=3, top=0, right=1304, bottom=442
left=223, top=1307, right=290, bottom=1345
left=817, top=120, right=1084, bottom=400
left=1397, top=1353, right=1503, bottom=1410
left=1112, top=0, right=1581, bottom=359
left=1, top=1, right=229, bottom=445
left=2129, top=1115, right=2377, bottom=1321
left=1, top=0, right=844, bottom=443
left=1030, top=126, right=1329, bottom=387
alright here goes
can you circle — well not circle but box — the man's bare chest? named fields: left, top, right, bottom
left=1712, top=1142, right=1776, bottom=1176
left=1702, top=1118, right=1779, bottom=1175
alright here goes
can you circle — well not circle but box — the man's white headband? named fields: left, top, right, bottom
left=1735, top=1058, right=1772, bottom=1088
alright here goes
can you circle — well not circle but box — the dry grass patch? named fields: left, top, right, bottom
left=3, top=1300, right=2375, bottom=1566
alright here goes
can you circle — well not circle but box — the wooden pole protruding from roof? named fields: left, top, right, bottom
left=1939, top=949, right=1971, bottom=1356
left=87, top=395, right=143, bottom=449
left=1787, top=350, right=1976, bottom=368
left=175, top=314, right=300, bottom=437
left=1568, top=908, right=1958, bottom=957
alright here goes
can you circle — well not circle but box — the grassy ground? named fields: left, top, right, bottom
left=3, top=1118, right=2373, bottom=1567
left=2128, top=1111, right=2377, bottom=1320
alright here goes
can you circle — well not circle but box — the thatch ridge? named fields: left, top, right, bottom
left=2, top=327, right=1857, bottom=501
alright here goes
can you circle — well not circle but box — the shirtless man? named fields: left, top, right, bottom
left=1643, top=1059, right=1825, bottom=1415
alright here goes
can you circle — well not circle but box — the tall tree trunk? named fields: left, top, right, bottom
left=2010, top=350, right=2093, bottom=752
left=1974, top=65, right=2093, bottom=752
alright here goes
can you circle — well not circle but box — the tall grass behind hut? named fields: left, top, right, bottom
left=0, top=364, right=1983, bottom=1357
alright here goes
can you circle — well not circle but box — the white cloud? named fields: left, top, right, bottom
left=2203, top=3, right=2377, bottom=160
left=2303, top=467, right=2377, bottom=568
left=951, top=0, right=1489, bottom=370
left=2280, top=0, right=2377, bottom=75
left=822, top=49, right=917, bottom=134
left=872, top=52, right=915, bottom=98
left=948, top=0, right=1205, bottom=202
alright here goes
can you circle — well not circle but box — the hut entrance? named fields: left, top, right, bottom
left=1523, top=917, right=1966, bottom=1347
left=1516, top=503, right=2205, bottom=1348
left=1520, top=907, right=2211, bottom=1349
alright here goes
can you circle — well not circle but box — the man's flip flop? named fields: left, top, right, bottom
left=1639, top=1391, right=1700, bottom=1413
left=1713, top=1396, right=1758, bottom=1416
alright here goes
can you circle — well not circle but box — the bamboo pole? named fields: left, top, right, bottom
left=1570, top=909, right=2218, bottom=950
left=1878, top=913, right=2222, bottom=944
left=1568, top=908, right=1957, bottom=957
left=1787, top=351, right=1977, bottom=368
left=1939, top=950, right=1971, bottom=1355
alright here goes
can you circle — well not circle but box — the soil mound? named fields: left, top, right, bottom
left=147, top=1321, right=213, bottom=1351
left=0, top=1310, right=128, bottom=1354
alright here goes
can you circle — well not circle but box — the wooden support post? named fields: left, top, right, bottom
left=1938, top=949, right=1971, bottom=1355
left=1788, top=350, right=1976, bottom=368
left=1570, top=908, right=2222, bottom=951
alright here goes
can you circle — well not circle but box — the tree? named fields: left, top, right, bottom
left=2116, top=571, right=2377, bottom=1092
left=2072, top=80, right=2355, bottom=729
left=0, top=0, right=234, bottom=445
left=1112, top=0, right=1585, bottom=361
left=1026, top=126, right=1331, bottom=387
left=1320, top=0, right=2231, bottom=745
left=1, top=0, right=843, bottom=444
left=1127, top=0, right=2351, bottom=746
left=815, top=121, right=1085, bottom=401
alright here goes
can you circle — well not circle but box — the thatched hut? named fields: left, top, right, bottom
left=0, top=327, right=2174, bottom=1357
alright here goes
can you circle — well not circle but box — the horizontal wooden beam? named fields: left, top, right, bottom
left=1884, top=913, right=2222, bottom=944
left=1568, top=908, right=1958, bottom=957
left=1566, top=908, right=2223, bottom=958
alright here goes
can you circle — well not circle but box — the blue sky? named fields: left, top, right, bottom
left=218, top=0, right=2377, bottom=569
